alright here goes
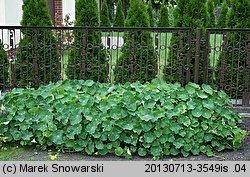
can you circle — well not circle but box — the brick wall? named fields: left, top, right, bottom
left=54, top=0, right=63, bottom=26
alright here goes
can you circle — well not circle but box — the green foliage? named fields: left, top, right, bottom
left=207, top=0, right=216, bottom=27
left=67, top=0, right=108, bottom=82
left=113, top=0, right=125, bottom=27
left=0, top=40, right=8, bottom=90
left=114, top=0, right=157, bottom=83
left=170, top=0, right=209, bottom=83
left=167, top=3, right=174, bottom=27
left=158, top=4, right=169, bottom=27
left=227, top=0, right=250, bottom=28
left=100, top=0, right=111, bottom=27
left=0, top=80, right=247, bottom=158
left=217, top=0, right=228, bottom=28
left=216, top=0, right=250, bottom=98
left=147, top=1, right=155, bottom=27
left=15, top=0, right=59, bottom=87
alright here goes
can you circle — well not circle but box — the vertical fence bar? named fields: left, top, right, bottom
left=81, top=32, right=86, bottom=80
left=178, top=32, right=183, bottom=85
left=242, top=34, right=250, bottom=106
left=33, top=29, right=39, bottom=87
left=186, top=29, right=192, bottom=83
left=194, top=28, right=202, bottom=83
left=129, top=32, right=135, bottom=82
left=203, top=30, right=211, bottom=84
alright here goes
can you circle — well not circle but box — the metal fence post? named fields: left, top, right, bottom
left=203, top=30, right=210, bottom=84
left=242, top=34, right=250, bottom=106
left=194, top=28, right=202, bottom=83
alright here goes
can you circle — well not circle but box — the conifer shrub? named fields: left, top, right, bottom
left=113, top=0, right=125, bottom=27
left=158, top=4, right=169, bottom=27
left=217, top=0, right=228, bottom=28
left=100, top=0, right=111, bottom=27
left=0, top=40, right=8, bottom=90
left=14, top=0, right=59, bottom=88
left=67, top=0, right=108, bottom=82
left=147, top=1, right=155, bottom=27
left=114, top=0, right=157, bottom=83
left=207, top=0, right=216, bottom=27
left=169, top=0, right=209, bottom=84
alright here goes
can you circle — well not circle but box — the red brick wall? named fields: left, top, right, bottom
left=54, top=0, right=63, bottom=26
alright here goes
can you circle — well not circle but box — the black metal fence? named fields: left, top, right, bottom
left=0, top=26, right=249, bottom=106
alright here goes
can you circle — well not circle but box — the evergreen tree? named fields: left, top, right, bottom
left=113, top=0, right=125, bottom=27
left=0, top=40, right=8, bottom=90
left=147, top=1, right=155, bottom=27
left=207, top=0, right=216, bottom=27
left=158, top=4, right=169, bottom=27
left=114, top=0, right=157, bottom=83
left=168, top=2, right=174, bottom=27
left=217, top=0, right=250, bottom=98
left=170, top=0, right=209, bottom=84
left=15, top=0, right=59, bottom=88
left=217, top=0, right=228, bottom=28
left=67, top=0, right=108, bottom=82
left=100, top=0, right=111, bottom=27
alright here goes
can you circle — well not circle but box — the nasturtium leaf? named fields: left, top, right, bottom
left=173, top=138, right=185, bottom=149
left=65, top=139, right=75, bottom=148
left=115, top=147, right=124, bottom=156
left=202, top=84, right=213, bottom=95
left=86, top=123, right=97, bottom=135
left=84, top=80, right=95, bottom=87
left=95, top=141, right=104, bottom=150
left=170, top=123, right=181, bottom=133
left=48, top=122, right=57, bottom=131
left=218, top=90, right=230, bottom=101
left=191, top=107, right=203, bottom=117
left=144, top=132, right=156, bottom=143
left=204, top=134, right=213, bottom=142
left=186, top=100, right=196, bottom=110
left=151, top=146, right=162, bottom=157
left=181, top=150, right=189, bottom=157
left=50, top=130, right=64, bottom=145
left=191, top=148, right=200, bottom=155
left=37, top=122, right=47, bottom=132
left=183, top=144, right=192, bottom=152
left=21, top=131, right=33, bottom=141
left=170, top=147, right=179, bottom=156
left=202, top=109, right=212, bottom=119
left=197, top=91, right=208, bottom=99
left=137, top=108, right=155, bottom=122
left=11, top=130, right=22, bottom=141
left=163, top=148, right=170, bottom=155
left=138, top=148, right=147, bottom=156
left=202, top=99, right=215, bottom=110
left=162, top=99, right=174, bottom=110
left=69, top=114, right=82, bottom=125
left=178, top=91, right=189, bottom=101
left=201, top=122, right=208, bottom=130
left=178, top=116, right=191, bottom=127
left=85, top=142, right=95, bottom=155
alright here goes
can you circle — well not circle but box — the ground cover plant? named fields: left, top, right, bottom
left=0, top=79, right=247, bottom=159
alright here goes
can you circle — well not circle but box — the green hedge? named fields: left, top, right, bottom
left=0, top=79, right=247, bottom=159
left=0, top=40, right=8, bottom=90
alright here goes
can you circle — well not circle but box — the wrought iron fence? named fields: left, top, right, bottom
left=0, top=26, right=249, bottom=106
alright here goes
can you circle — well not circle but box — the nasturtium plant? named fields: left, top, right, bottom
left=0, top=79, right=247, bottom=159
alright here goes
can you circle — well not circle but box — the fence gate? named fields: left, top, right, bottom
left=201, top=29, right=250, bottom=107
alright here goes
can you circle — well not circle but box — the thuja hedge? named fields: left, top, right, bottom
left=0, top=79, right=247, bottom=158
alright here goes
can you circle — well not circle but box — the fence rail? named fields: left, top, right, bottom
left=0, top=26, right=249, bottom=106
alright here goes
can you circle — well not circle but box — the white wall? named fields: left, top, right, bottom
left=63, top=0, right=75, bottom=25
left=0, top=0, right=6, bottom=26
left=5, top=0, right=23, bottom=26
